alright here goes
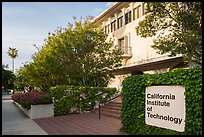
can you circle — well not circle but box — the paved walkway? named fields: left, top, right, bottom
left=34, top=112, right=126, bottom=135
left=2, top=94, right=12, bottom=100
left=2, top=94, right=127, bottom=135
left=2, top=95, right=48, bottom=135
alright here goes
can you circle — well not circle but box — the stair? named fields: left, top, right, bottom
left=93, top=96, right=122, bottom=119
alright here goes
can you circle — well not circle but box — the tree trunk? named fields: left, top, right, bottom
left=12, top=58, right=14, bottom=73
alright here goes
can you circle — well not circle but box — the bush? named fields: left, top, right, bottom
left=50, top=85, right=117, bottom=116
left=121, top=67, right=202, bottom=135
left=11, top=91, right=53, bottom=109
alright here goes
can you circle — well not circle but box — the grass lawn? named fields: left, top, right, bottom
left=2, top=92, right=9, bottom=95
left=15, top=90, right=24, bottom=94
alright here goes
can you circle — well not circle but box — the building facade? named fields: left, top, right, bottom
left=93, top=2, right=184, bottom=91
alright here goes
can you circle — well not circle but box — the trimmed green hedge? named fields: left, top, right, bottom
left=50, top=85, right=117, bottom=116
left=121, top=67, right=202, bottom=135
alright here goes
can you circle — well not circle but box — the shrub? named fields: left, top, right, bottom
left=121, top=67, right=202, bottom=135
left=11, top=91, right=53, bottom=109
left=50, top=85, right=117, bottom=116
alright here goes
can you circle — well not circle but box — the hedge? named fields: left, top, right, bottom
left=50, top=85, right=117, bottom=116
left=11, top=91, right=53, bottom=109
left=121, top=67, right=202, bottom=135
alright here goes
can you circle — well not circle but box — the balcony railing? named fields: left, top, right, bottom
left=122, top=46, right=132, bottom=56
left=116, top=45, right=132, bottom=58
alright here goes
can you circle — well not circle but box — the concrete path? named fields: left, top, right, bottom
left=2, top=95, right=48, bottom=135
left=2, top=94, right=12, bottom=100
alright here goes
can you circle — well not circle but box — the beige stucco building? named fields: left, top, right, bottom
left=93, top=2, right=185, bottom=91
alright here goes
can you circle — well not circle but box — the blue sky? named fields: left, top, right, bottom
left=2, top=2, right=114, bottom=72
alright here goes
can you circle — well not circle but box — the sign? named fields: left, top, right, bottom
left=145, top=85, right=185, bottom=132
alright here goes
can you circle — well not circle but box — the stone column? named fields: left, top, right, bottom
left=102, top=21, right=105, bottom=32
left=130, top=2, right=134, bottom=21
left=108, top=17, right=111, bottom=33
left=121, top=8, right=126, bottom=26
left=114, top=13, right=118, bottom=30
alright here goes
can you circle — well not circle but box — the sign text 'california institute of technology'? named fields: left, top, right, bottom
left=145, top=86, right=185, bottom=132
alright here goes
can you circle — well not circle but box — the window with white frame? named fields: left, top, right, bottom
left=133, top=5, right=141, bottom=20
left=118, top=37, right=124, bottom=52
left=142, top=2, right=147, bottom=15
left=118, top=33, right=131, bottom=55
left=125, top=11, right=131, bottom=25
left=105, top=24, right=110, bottom=34
left=117, top=16, right=123, bottom=29
left=111, top=20, right=116, bottom=32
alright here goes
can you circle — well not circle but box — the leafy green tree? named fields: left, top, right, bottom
left=14, top=73, right=25, bottom=90
left=19, top=16, right=122, bottom=92
left=15, top=62, right=52, bottom=92
left=136, top=2, right=202, bottom=67
left=2, top=64, right=16, bottom=92
left=14, top=65, right=31, bottom=90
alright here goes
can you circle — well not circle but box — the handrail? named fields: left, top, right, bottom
left=79, top=91, right=105, bottom=101
left=98, top=93, right=121, bottom=119
left=78, top=91, right=107, bottom=112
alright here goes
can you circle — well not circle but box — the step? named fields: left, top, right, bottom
left=92, top=98, right=122, bottom=119
left=100, top=107, right=121, bottom=115
left=101, top=105, right=122, bottom=111
left=93, top=106, right=121, bottom=113
left=109, top=101, right=122, bottom=105
left=100, top=111, right=121, bottom=119
left=92, top=110, right=120, bottom=119
left=113, top=97, right=122, bottom=103
left=103, top=102, right=122, bottom=107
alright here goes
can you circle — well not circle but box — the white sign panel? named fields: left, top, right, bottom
left=145, top=85, right=185, bottom=132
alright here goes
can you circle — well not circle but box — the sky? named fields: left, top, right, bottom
left=2, top=2, right=114, bottom=73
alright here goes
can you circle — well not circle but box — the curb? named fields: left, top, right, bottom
left=13, top=101, right=31, bottom=118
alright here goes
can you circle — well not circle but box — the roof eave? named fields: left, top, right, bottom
left=92, top=2, right=122, bottom=24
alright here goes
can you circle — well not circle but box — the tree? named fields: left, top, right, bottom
left=7, top=47, right=18, bottom=73
left=19, top=16, right=122, bottom=92
left=2, top=64, right=16, bottom=92
left=136, top=2, right=202, bottom=68
left=14, top=65, right=29, bottom=90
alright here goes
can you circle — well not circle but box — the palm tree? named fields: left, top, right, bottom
left=7, top=47, right=18, bottom=73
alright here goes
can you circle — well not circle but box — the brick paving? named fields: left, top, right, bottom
left=33, top=112, right=127, bottom=135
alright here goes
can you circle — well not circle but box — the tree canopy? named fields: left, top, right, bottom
left=2, top=64, right=15, bottom=91
left=18, top=16, right=122, bottom=92
left=136, top=2, right=202, bottom=67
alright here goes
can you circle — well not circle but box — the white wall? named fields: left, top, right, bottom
left=98, top=2, right=172, bottom=90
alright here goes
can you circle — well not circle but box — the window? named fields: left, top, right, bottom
left=118, top=33, right=131, bottom=55
left=142, top=3, right=147, bottom=15
left=105, top=25, right=110, bottom=34
left=117, top=16, right=123, bottom=29
left=133, top=5, right=141, bottom=20
left=125, top=11, right=131, bottom=25
left=118, top=38, right=124, bottom=51
left=103, top=27, right=105, bottom=32
left=111, top=20, right=116, bottom=32
left=124, top=35, right=130, bottom=54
